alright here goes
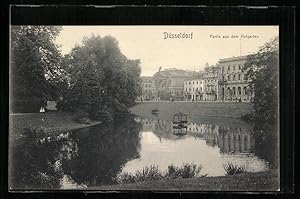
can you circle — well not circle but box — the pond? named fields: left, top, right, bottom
left=9, top=115, right=271, bottom=190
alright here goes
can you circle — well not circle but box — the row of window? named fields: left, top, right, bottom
left=185, top=87, right=203, bottom=92
left=185, top=80, right=203, bottom=85
left=225, top=86, right=248, bottom=95
left=143, top=83, right=153, bottom=88
left=224, top=64, right=243, bottom=73
left=224, top=73, right=245, bottom=81
left=185, top=78, right=219, bottom=85
left=204, top=79, right=217, bottom=84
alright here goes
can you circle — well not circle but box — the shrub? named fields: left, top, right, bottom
left=22, top=126, right=48, bottom=140
left=165, top=163, right=207, bottom=179
left=115, top=165, right=163, bottom=184
left=74, top=111, right=91, bottom=124
left=223, top=162, right=246, bottom=175
left=114, top=172, right=136, bottom=184
left=115, top=163, right=207, bottom=184
left=93, top=109, right=113, bottom=123
left=135, top=165, right=163, bottom=182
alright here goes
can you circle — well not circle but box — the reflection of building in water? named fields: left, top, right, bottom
left=187, top=122, right=254, bottom=153
left=136, top=117, right=254, bottom=154
left=218, top=127, right=254, bottom=154
left=136, top=117, right=185, bottom=140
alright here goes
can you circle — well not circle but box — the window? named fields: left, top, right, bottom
left=238, top=87, right=241, bottom=95
left=193, top=81, right=194, bottom=84
left=228, top=66, right=230, bottom=72
left=238, top=74, right=241, bottom=80
left=197, top=81, right=198, bottom=84
left=238, top=65, right=241, bottom=70
left=233, top=74, right=236, bottom=80
left=233, top=65, right=235, bottom=71
left=243, top=87, right=247, bottom=95
left=189, top=82, right=191, bottom=85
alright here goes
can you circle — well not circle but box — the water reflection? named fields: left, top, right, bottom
left=135, top=117, right=254, bottom=154
left=9, top=116, right=271, bottom=190
left=9, top=117, right=142, bottom=190
left=120, top=117, right=268, bottom=176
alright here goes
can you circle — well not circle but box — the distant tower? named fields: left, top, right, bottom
left=159, top=66, right=162, bottom=72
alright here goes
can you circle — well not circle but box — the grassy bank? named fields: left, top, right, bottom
left=10, top=112, right=101, bottom=141
left=93, top=170, right=279, bottom=191
left=130, top=102, right=253, bottom=128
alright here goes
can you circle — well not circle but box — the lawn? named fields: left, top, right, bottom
left=130, top=102, right=253, bottom=128
left=92, top=170, right=279, bottom=191
left=9, top=112, right=101, bottom=141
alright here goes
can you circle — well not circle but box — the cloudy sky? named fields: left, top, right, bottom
left=55, top=26, right=278, bottom=76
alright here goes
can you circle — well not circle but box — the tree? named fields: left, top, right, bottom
left=242, top=37, right=279, bottom=126
left=242, top=37, right=279, bottom=168
left=11, top=26, right=65, bottom=112
left=58, top=35, right=141, bottom=121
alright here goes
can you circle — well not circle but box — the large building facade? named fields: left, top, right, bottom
left=203, top=66, right=219, bottom=101
left=140, top=76, right=155, bottom=101
left=217, top=56, right=253, bottom=102
left=184, top=77, right=204, bottom=101
left=138, top=55, right=253, bottom=102
left=152, top=68, right=196, bottom=100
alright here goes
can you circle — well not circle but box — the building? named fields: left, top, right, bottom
left=217, top=55, right=253, bottom=102
left=138, top=54, right=253, bottom=103
left=140, top=76, right=155, bottom=101
left=203, top=66, right=219, bottom=101
left=184, top=76, right=204, bottom=101
left=152, top=68, right=196, bottom=100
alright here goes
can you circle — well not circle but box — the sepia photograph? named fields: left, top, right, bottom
left=9, top=25, right=280, bottom=191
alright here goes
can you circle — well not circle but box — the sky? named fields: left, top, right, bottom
left=55, top=26, right=278, bottom=76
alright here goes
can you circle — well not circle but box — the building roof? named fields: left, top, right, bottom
left=218, top=55, right=249, bottom=63
left=153, top=68, right=196, bottom=78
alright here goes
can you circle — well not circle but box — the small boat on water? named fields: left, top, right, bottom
left=151, top=108, right=159, bottom=115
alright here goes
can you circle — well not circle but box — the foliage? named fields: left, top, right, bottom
left=115, top=172, right=137, bottom=184
left=242, top=37, right=279, bottom=126
left=74, top=111, right=91, bottom=124
left=165, top=163, right=206, bottom=179
left=134, top=165, right=163, bottom=182
left=57, top=35, right=141, bottom=121
left=62, top=118, right=142, bottom=186
left=223, top=162, right=246, bottom=176
left=11, top=26, right=67, bottom=112
left=114, top=163, right=206, bottom=184
left=241, top=37, right=279, bottom=168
